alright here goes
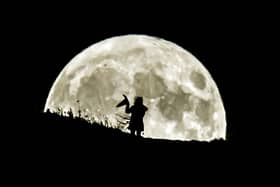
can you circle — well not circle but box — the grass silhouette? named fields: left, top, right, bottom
left=8, top=110, right=235, bottom=173
left=34, top=110, right=227, bottom=147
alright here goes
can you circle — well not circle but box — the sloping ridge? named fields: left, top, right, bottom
left=33, top=112, right=226, bottom=148
left=11, top=112, right=233, bottom=170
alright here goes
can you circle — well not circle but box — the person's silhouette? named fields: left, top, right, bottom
left=117, top=95, right=148, bottom=136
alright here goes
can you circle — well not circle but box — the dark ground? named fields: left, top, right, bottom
left=5, top=111, right=272, bottom=184
left=7, top=111, right=252, bottom=163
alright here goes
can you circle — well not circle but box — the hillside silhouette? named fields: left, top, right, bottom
left=7, top=110, right=251, bottom=180
left=27, top=111, right=229, bottom=152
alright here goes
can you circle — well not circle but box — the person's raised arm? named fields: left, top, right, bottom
left=123, top=95, right=131, bottom=113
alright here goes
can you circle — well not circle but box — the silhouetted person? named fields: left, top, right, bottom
left=118, top=95, right=148, bottom=136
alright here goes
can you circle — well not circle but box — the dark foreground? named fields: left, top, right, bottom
left=4, top=112, right=271, bottom=183
left=11, top=112, right=243, bottom=157
left=30, top=112, right=229, bottom=149
left=10, top=112, right=232, bottom=159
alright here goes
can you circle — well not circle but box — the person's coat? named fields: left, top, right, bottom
left=125, top=104, right=148, bottom=132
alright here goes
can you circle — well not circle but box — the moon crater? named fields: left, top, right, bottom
left=190, top=71, right=206, bottom=90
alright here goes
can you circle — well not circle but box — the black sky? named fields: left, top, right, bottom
left=5, top=2, right=269, bottom=146
left=3, top=3, right=277, bottom=181
left=6, top=5, right=280, bottom=186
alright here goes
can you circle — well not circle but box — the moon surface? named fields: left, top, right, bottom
left=44, top=35, right=226, bottom=141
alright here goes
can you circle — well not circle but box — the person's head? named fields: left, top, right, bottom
left=134, top=96, right=143, bottom=105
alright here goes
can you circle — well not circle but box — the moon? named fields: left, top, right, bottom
left=44, top=35, right=226, bottom=141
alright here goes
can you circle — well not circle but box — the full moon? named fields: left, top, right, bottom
left=44, top=35, right=226, bottom=141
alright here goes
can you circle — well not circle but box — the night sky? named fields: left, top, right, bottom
left=3, top=3, right=274, bottom=182
left=6, top=2, right=266, bottom=146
